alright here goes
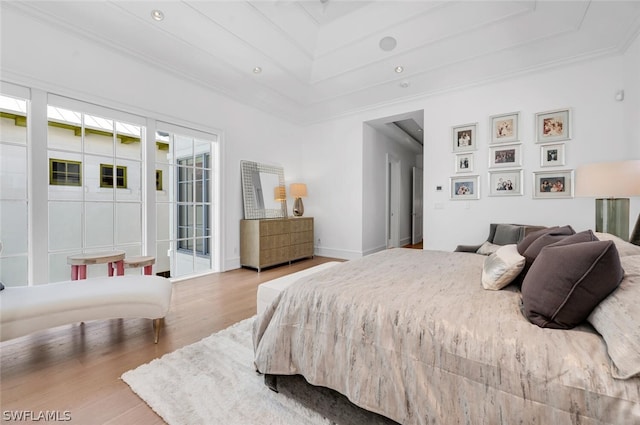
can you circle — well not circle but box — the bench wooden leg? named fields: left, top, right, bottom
left=143, top=265, right=152, bottom=275
left=153, top=318, right=164, bottom=343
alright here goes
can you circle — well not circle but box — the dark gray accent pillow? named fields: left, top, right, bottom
left=0, top=281, right=4, bottom=291
left=522, top=227, right=588, bottom=268
left=513, top=226, right=576, bottom=286
left=521, top=240, right=624, bottom=329
left=493, top=224, right=523, bottom=246
left=517, top=226, right=561, bottom=254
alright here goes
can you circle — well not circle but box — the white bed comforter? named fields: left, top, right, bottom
left=253, top=249, right=640, bottom=425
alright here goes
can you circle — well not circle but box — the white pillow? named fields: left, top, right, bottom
left=476, top=241, right=501, bottom=255
left=481, top=244, right=525, bottom=290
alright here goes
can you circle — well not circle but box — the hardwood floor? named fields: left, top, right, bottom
left=0, top=257, right=341, bottom=424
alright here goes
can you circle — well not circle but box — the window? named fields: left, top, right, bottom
left=156, top=170, right=163, bottom=191
left=49, top=159, right=82, bottom=186
left=177, top=153, right=209, bottom=256
left=100, top=164, right=127, bottom=188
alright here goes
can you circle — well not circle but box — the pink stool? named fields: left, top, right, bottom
left=67, top=250, right=126, bottom=280
left=124, top=256, right=155, bottom=275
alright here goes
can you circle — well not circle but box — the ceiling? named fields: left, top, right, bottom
left=6, top=1, right=640, bottom=125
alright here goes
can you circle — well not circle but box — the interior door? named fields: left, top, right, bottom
left=387, top=154, right=401, bottom=248
left=412, top=167, right=424, bottom=245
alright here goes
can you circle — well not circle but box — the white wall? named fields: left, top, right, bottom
left=623, top=34, right=640, bottom=159
left=2, top=7, right=638, bottom=264
left=302, top=34, right=639, bottom=254
left=0, top=7, right=305, bottom=271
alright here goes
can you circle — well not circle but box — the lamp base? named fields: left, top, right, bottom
left=595, top=198, right=629, bottom=241
left=631, top=213, right=640, bottom=246
left=293, top=197, right=304, bottom=217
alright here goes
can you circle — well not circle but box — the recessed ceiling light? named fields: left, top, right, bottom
left=395, top=66, right=404, bottom=73
left=151, top=9, right=164, bottom=21
left=399, top=81, right=410, bottom=88
left=379, top=36, right=397, bottom=52
left=253, top=67, right=262, bottom=74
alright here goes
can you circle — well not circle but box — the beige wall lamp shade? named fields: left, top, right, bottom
left=273, top=186, right=286, bottom=201
left=575, top=160, right=640, bottom=242
left=290, top=183, right=307, bottom=217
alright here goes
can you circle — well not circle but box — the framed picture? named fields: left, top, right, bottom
left=488, top=169, right=523, bottom=196
left=455, top=153, right=474, bottom=173
left=540, top=143, right=565, bottom=167
left=532, top=170, right=574, bottom=199
left=452, top=123, right=478, bottom=152
left=490, top=112, right=519, bottom=144
left=450, top=175, right=480, bottom=200
left=535, top=108, right=571, bottom=143
left=488, top=143, right=522, bottom=168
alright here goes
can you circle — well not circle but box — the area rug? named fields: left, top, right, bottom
left=121, top=317, right=397, bottom=425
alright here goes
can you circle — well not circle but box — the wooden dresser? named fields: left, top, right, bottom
left=240, top=217, right=314, bottom=271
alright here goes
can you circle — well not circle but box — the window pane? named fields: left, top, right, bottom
left=47, top=106, right=82, bottom=152
left=0, top=200, right=28, bottom=255
left=1, top=256, right=28, bottom=286
left=85, top=202, right=114, bottom=248
left=115, top=120, right=142, bottom=160
left=0, top=95, right=28, bottom=145
left=48, top=201, right=82, bottom=251
left=116, top=202, right=141, bottom=245
left=0, top=144, right=27, bottom=199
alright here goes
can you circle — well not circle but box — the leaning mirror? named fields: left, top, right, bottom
left=240, top=160, right=287, bottom=219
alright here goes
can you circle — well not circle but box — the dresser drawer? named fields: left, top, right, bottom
left=260, top=220, right=287, bottom=236
left=290, top=242, right=313, bottom=260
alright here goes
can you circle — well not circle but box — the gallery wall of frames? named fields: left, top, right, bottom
left=449, top=108, right=573, bottom=201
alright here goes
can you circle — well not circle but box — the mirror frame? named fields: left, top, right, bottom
left=240, top=160, right=287, bottom=219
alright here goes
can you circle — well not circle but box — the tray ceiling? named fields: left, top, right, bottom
left=6, top=1, right=640, bottom=124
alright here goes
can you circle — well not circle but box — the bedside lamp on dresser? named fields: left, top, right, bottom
left=290, top=183, right=307, bottom=217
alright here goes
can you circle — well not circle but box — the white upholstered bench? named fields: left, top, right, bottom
left=257, top=261, right=341, bottom=315
left=0, top=275, right=172, bottom=343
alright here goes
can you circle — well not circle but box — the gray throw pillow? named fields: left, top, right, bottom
left=492, top=224, right=522, bottom=245
left=521, top=239, right=624, bottom=329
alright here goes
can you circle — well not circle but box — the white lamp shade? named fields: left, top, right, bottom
left=575, top=160, right=640, bottom=198
left=290, top=183, right=307, bottom=198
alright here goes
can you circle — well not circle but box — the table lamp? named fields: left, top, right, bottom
left=274, top=185, right=288, bottom=217
left=290, top=183, right=307, bottom=217
left=575, top=160, right=640, bottom=241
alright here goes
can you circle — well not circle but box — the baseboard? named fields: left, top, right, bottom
left=224, top=256, right=241, bottom=272
left=362, top=245, right=387, bottom=256
left=314, top=246, right=363, bottom=261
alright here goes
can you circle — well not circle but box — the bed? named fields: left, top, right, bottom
left=253, top=232, right=640, bottom=425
